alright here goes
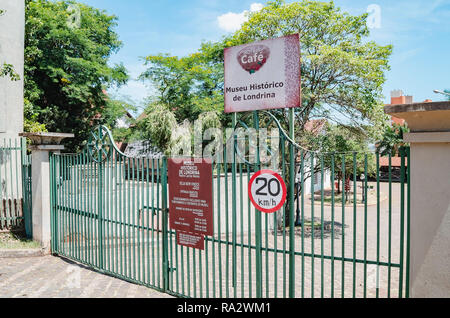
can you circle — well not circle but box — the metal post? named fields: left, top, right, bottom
left=21, top=137, right=32, bottom=237
left=97, top=127, right=104, bottom=270
left=162, top=157, right=170, bottom=292
left=231, top=113, right=237, bottom=294
left=253, top=111, right=263, bottom=298
left=288, top=108, right=295, bottom=298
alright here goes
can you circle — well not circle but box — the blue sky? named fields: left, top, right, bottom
left=79, top=0, right=450, bottom=111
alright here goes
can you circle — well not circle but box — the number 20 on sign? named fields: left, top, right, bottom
left=248, top=170, right=287, bottom=213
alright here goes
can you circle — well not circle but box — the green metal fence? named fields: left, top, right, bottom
left=0, top=137, right=32, bottom=233
left=50, top=123, right=410, bottom=298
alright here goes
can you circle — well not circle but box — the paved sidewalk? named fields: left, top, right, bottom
left=0, top=256, right=172, bottom=298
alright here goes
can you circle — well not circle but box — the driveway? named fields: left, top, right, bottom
left=0, top=256, right=172, bottom=298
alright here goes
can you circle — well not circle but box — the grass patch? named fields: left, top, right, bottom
left=0, top=227, right=40, bottom=249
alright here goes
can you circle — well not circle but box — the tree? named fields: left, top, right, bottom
left=139, top=53, right=225, bottom=124
left=136, top=103, right=178, bottom=154
left=376, top=123, right=409, bottom=157
left=24, top=0, right=128, bottom=151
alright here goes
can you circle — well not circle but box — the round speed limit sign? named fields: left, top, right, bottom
left=248, top=170, right=287, bottom=213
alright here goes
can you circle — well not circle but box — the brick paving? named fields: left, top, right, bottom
left=0, top=256, right=172, bottom=298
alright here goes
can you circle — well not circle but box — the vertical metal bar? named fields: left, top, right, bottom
left=232, top=113, right=238, bottom=297
left=239, top=162, right=245, bottom=298
left=300, top=150, right=305, bottom=298
left=406, top=147, right=411, bottom=298
left=376, top=152, right=380, bottom=298
left=193, top=249, right=197, bottom=298
left=399, top=147, right=405, bottom=298
left=247, top=161, right=252, bottom=298
left=363, top=154, right=368, bottom=298
left=14, top=139, right=19, bottom=228
left=131, top=158, right=136, bottom=280
left=341, top=155, right=345, bottom=298
left=76, top=154, right=81, bottom=261
left=213, top=160, right=219, bottom=298
left=21, top=138, right=28, bottom=236
left=2, top=139, right=9, bottom=229
left=162, top=157, right=169, bottom=292
left=288, top=107, right=296, bottom=298
left=70, top=155, right=75, bottom=259
left=136, top=158, right=141, bottom=282
left=352, top=152, right=357, bottom=298
left=146, top=158, right=151, bottom=286
left=320, top=155, right=325, bottom=298
left=106, top=152, right=110, bottom=270
left=151, top=158, right=155, bottom=285
left=388, top=153, right=392, bottom=298
left=281, top=137, right=286, bottom=298
left=224, top=144, right=230, bottom=298
left=62, top=155, right=66, bottom=256
left=218, top=151, right=223, bottom=298
left=310, top=152, right=315, bottom=299
left=156, top=159, right=161, bottom=288
left=98, top=135, right=104, bottom=270
left=331, top=153, right=335, bottom=298
left=253, top=111, right=262, bottom=298
left=7, top=139, right=12, bottom=228
left=127, top=157, right=131, bottom=277
left=120, top=155, right=124, bottom=276
left=115, top=153, right=119, bottom=275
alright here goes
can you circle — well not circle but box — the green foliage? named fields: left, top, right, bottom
left=24, top=0, right=128, bottom=151
left=0, top=63, right=20, bottom=81
left=137, top=103, right=177, bottom=154
left=104, top=98, right=135, bottom=126
left=305, top=124, right=376, bottom=179
left=376, top=123, right=409, bottom=157
left=102, top=97, right=136, bottom=143
left=24, top=98, right=48, bottom=133
left=139, top=53, right=225, bottom=124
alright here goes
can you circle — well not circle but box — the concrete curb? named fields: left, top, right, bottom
left=0, top=248, right=47, bottom=258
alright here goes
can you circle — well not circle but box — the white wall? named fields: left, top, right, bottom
left=0, top=0, right=24, bottom=138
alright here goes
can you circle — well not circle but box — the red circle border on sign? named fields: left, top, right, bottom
left=248, top=169, right=287, bottom=214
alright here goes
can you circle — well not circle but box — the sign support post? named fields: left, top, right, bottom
left=289, top=107, right=296, bottom=298
left=232, top=113, right=238, bottom=294
left=162, top=157, right=170, bottom=292
left=253, top=110, right=263, bottom=298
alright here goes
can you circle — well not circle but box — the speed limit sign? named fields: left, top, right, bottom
left=248, top=170, right=287, bottom=213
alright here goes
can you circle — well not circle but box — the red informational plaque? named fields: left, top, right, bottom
left=168, top=158, right=213, bottom=237
left=224, top=33, right=301, bottom=113
left=176, top=231, right=205, bottom=250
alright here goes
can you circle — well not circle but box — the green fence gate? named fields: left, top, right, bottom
left=0, top=137, right=32, bottom=234
left=50, top=123, right=410, bottom=298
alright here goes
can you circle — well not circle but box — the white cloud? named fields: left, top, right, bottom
left=217, top=3, right=264, bottom=32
